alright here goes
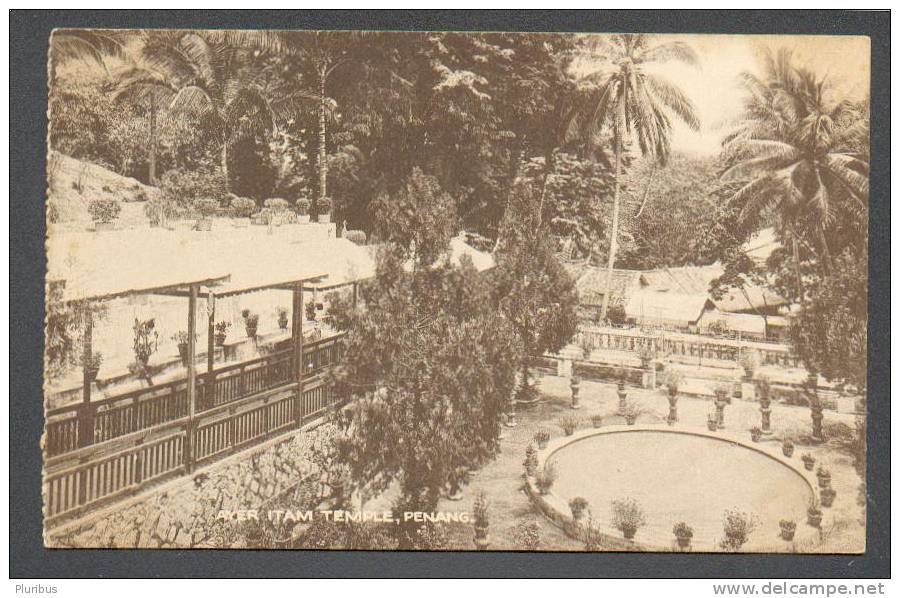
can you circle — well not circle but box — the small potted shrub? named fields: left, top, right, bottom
left=707, top=413, right=718, bottom=431
left=569, top=497, right=589, bottom=522
left=782, top=438, right=795, bottom=458
left=591, top=414, right=604, bottom=429
left=637, top=343, right=656, bottom=369
left=534, top=463, right=557, bottom=495
left=317, top=196, right=333, bottom=223
left=192, top=197, right=219, bottom=230
left=172, top=331, right=191, bottom=366
left=820, top=487, right=837, bottom=508
left=523, top=444, right=538, bottom=477
left=801, top=453, right=816, bottom=471
left=750, top=426, right=762, bottom=443
left=672, top=521, right=694, bottom=549
left=755, top=376, right=772, bottom=409
left=242, top=310, right=259, bottom=339
left=559, top=414, right=579, bottom=436
left=739, top=349, right=760, bottom=380
left=534, top=429, right=550, bottom=450
left=713, top=382, right=732, bottom=404
left=229, top=196, right=257, bottom=218
left=611, top=498, right=646, bottom=540
left=263, top=198, right=290, bottom=226
left=214, top=321, right=231, bottom=346
left=83, top=352, right=103, bottom=382
left=721, top=508, right=758, bottom=551
left=88, top=198, right=122, bottom=230
left=472, top=491, right=489, bottom=550
left=807, top=500, right=823, bottom=527
left=305, top=300, right=317, bottom=322
left=132, top=318, right=158, bottom=369
left=816, top=466, right=832, bottom=489
left=662, top=370, right=683, bottom=400
left=779, top=519, right=797, bottom=541
left=295, top=198, right=311, bottom=222
left=622, top=401, right=643, bottom=425
left=277, top=307, right=289, bottom=331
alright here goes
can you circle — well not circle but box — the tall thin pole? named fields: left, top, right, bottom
left=292, top=286, right=305, bottom=427
left=206, top=292, right=215, bottom=406
left=184, top=284, right=198, bottom=473
left=77, top=306, right=94, bottom=449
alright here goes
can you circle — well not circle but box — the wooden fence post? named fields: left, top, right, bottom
left=184, top=284, right=198, bottom=473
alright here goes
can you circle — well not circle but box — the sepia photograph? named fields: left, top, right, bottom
left=39, top=25, right=872, bottom=556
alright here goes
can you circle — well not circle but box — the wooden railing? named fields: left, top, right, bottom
left=45, top=334, right=346, bottom=458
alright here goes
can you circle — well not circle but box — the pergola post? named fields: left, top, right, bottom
left=352, top=281, right=358, bottom=309
left=77, top=306, right=94, bottom=449
left=292, top=286, right=305, bottom=427
left=206, top=292, right=215, bottom=404
left=184, top=284, right=198, bottom=473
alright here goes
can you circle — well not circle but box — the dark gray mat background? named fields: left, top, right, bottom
left=9, top=9, right=890, bottom=579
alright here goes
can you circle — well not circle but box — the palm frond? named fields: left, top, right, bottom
left=637, top=41, right=699, bottom=67
left=642, top=73, right=700, bottom=131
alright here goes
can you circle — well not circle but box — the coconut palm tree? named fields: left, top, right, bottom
left=140, top=31, right=291, bottom=194
left=48, top=29, right=130, bottom=87
left=723, top=49, right=869, bottom=290
left=569, top=34, right=701, bottom=320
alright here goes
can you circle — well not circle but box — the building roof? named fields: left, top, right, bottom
left=699, top=309, right=790, bottom=335
left=564, top=263, right=642, bottom=306
left=625, top=290, right=713, bottom=325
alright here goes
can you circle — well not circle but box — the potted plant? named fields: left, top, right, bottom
left=523, top=444, right=538, bottom=477
left=192, top=197, right=219, bottom=231
left=591, top=414, right=604, bottom=429
left=721, top=508, right=758, bottom=551
left=782, top=438, right=795, bottom=458
left=661, top=371, right=683, bottom=424
left=534, top=429, right=550, bottom=450
left=569, top=497, right=589, bottom=522
left=672, top=521, right=694, bottom=549
left=611, top=498, right=646, bottom=540
left=172, top=331, right=191, bottom=366
left=801, top=453, right=816, bottom=471
left=820, top=487, right=837, bottom=508
left=622, top=400, right=643, bottom=425
left=535, top=464, right=557, bottom=495
left=83, top=352, right=103, bottom=382
left=305, top=300, right=317, bottom=322
left=807, top=500, right=823, bottom=527
left=214, top=321, right=231, bottom=346
left=559, top=415, right=579, bottom=436
left=473, top=491, right=489, bottom=550
left=616, top=379, right=628, bottom=413
left=229, top=196, right=257, bottom=219
left=707, top=413, right=718, bottom=431
left=132, top=317, right=158, bottom=369
left=637, top=343, right=656, bottom=369
left=570, top=372, right=581, bottom=410
left=295, top=198, right=311, bottom=223
left=756, top=376, right=772, bottom=409
left=779, top=519, right=797, bottom=541
left=88, top=197, right=122, bottom=231
left=816, top=466, right=832, bottom=489
left=277, top=307, right=289, bottom=331
left=242, top=310, right=259, bottom=339
left=317, top=196, right=333, bottom=223
left=750, top=426, right=762, bottom=443
left=739, top=349, right=760, bottom=380
left=713, top=382, right=731, bottom=429
left=263, top=198, right=290, bottom=226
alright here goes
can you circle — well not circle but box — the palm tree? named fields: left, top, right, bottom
left=723, top=49, right=869, bottom=292
left=141, top=31, right=290, bottom=194
left=569, top=34, right=701, bottom=320
left=48, top=29, right=130, bottom=87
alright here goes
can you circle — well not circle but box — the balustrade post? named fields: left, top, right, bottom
left=77, top=307, right=95, bottom=449
left=292, top=286, right=305, bottom=427
left=184, top=284, right=198, bottom=474
left=206, top=292, right=216, bottom=407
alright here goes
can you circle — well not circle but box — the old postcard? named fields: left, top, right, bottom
left=43, top=29, right=869, bottom=553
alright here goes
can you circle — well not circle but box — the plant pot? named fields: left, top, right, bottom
left=537, top=439, right=548, bottom=450
left=622, top=526, right=636, bottom=540
left=215, top=333, right=227, bottom=347
left=245, top=325, right=258, bottom=339
left=821, top=490, right=836, bottom=508
left=319, top=213, right=331, bottom=224
left=802, top=459, right=815, bottom=471
left=707, top=420, right=718, bottom=431
left=807, top=511, right=822, bottom=528
left=817, top=474, right=831, bottom=489
left=625, top=415, right=637, bottom=426
left=278, top=316, right=289, bottom=331
left=298, top=214, right=310, bottom=224
left=591, top=419, right=603, bottom=429
left=751, top=431, right=762, bottom=443
left=564, top=428, right=575, bottom=437
left=572, top=510, right=585, bottom=522
left=177, top=342, right=189, bottom=366
left=473, top=529, right=489, bottom=551
left=780, top=527, right=796, bottom=542
left=675, top=535, right=692, bottom=549
left=85, top=366, right=100, bottom=383
left=92, top=221, right=117, bottom=231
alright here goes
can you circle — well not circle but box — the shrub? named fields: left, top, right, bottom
left=523, top=444, right=538, bottom=476
left=720, top=508, right=759, bottom=550
left=568, top=496, right=589, bottom=519
left=513, top=521, right=541, bottom=550
left=160, top=168, right=227, bottom=203
left=264, top=197, right=290, bottom=211
left=611, top=498, right=646, bottom=535
left=534, top=464, right=557, bottom=494
left=214, top=321, right=231, bottom=335
left=661, top=370, right=684, bottom=395
left=229, top=196, right=257, bottom=217
left=779, top=519, right=796, bottom=532
left=590, top=414, right=605, bottom=427
left=88, top=198, right=121, bottom=223
left=82, top=351, right=103, bottom=370
left=559, top=415, right=579, bottom=436
left=533, top=429, right=550, bottom=446
left=344, top=230, right=367, bottom=245
left=144, top=196, right=178, bottom=225
left=582, top=517, right=605, bottom=551
left=192, top=197, right=220, bottom=217
left=672, top=521, right=693, bottom=538
left=606, top=301, right=627, bottom=326
left=317, top=196, right=332, bottom=213
left=295, top=197, right=311, bottom=215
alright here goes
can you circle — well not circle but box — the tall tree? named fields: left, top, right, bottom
left=571, top=34, right=700, bottom=320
